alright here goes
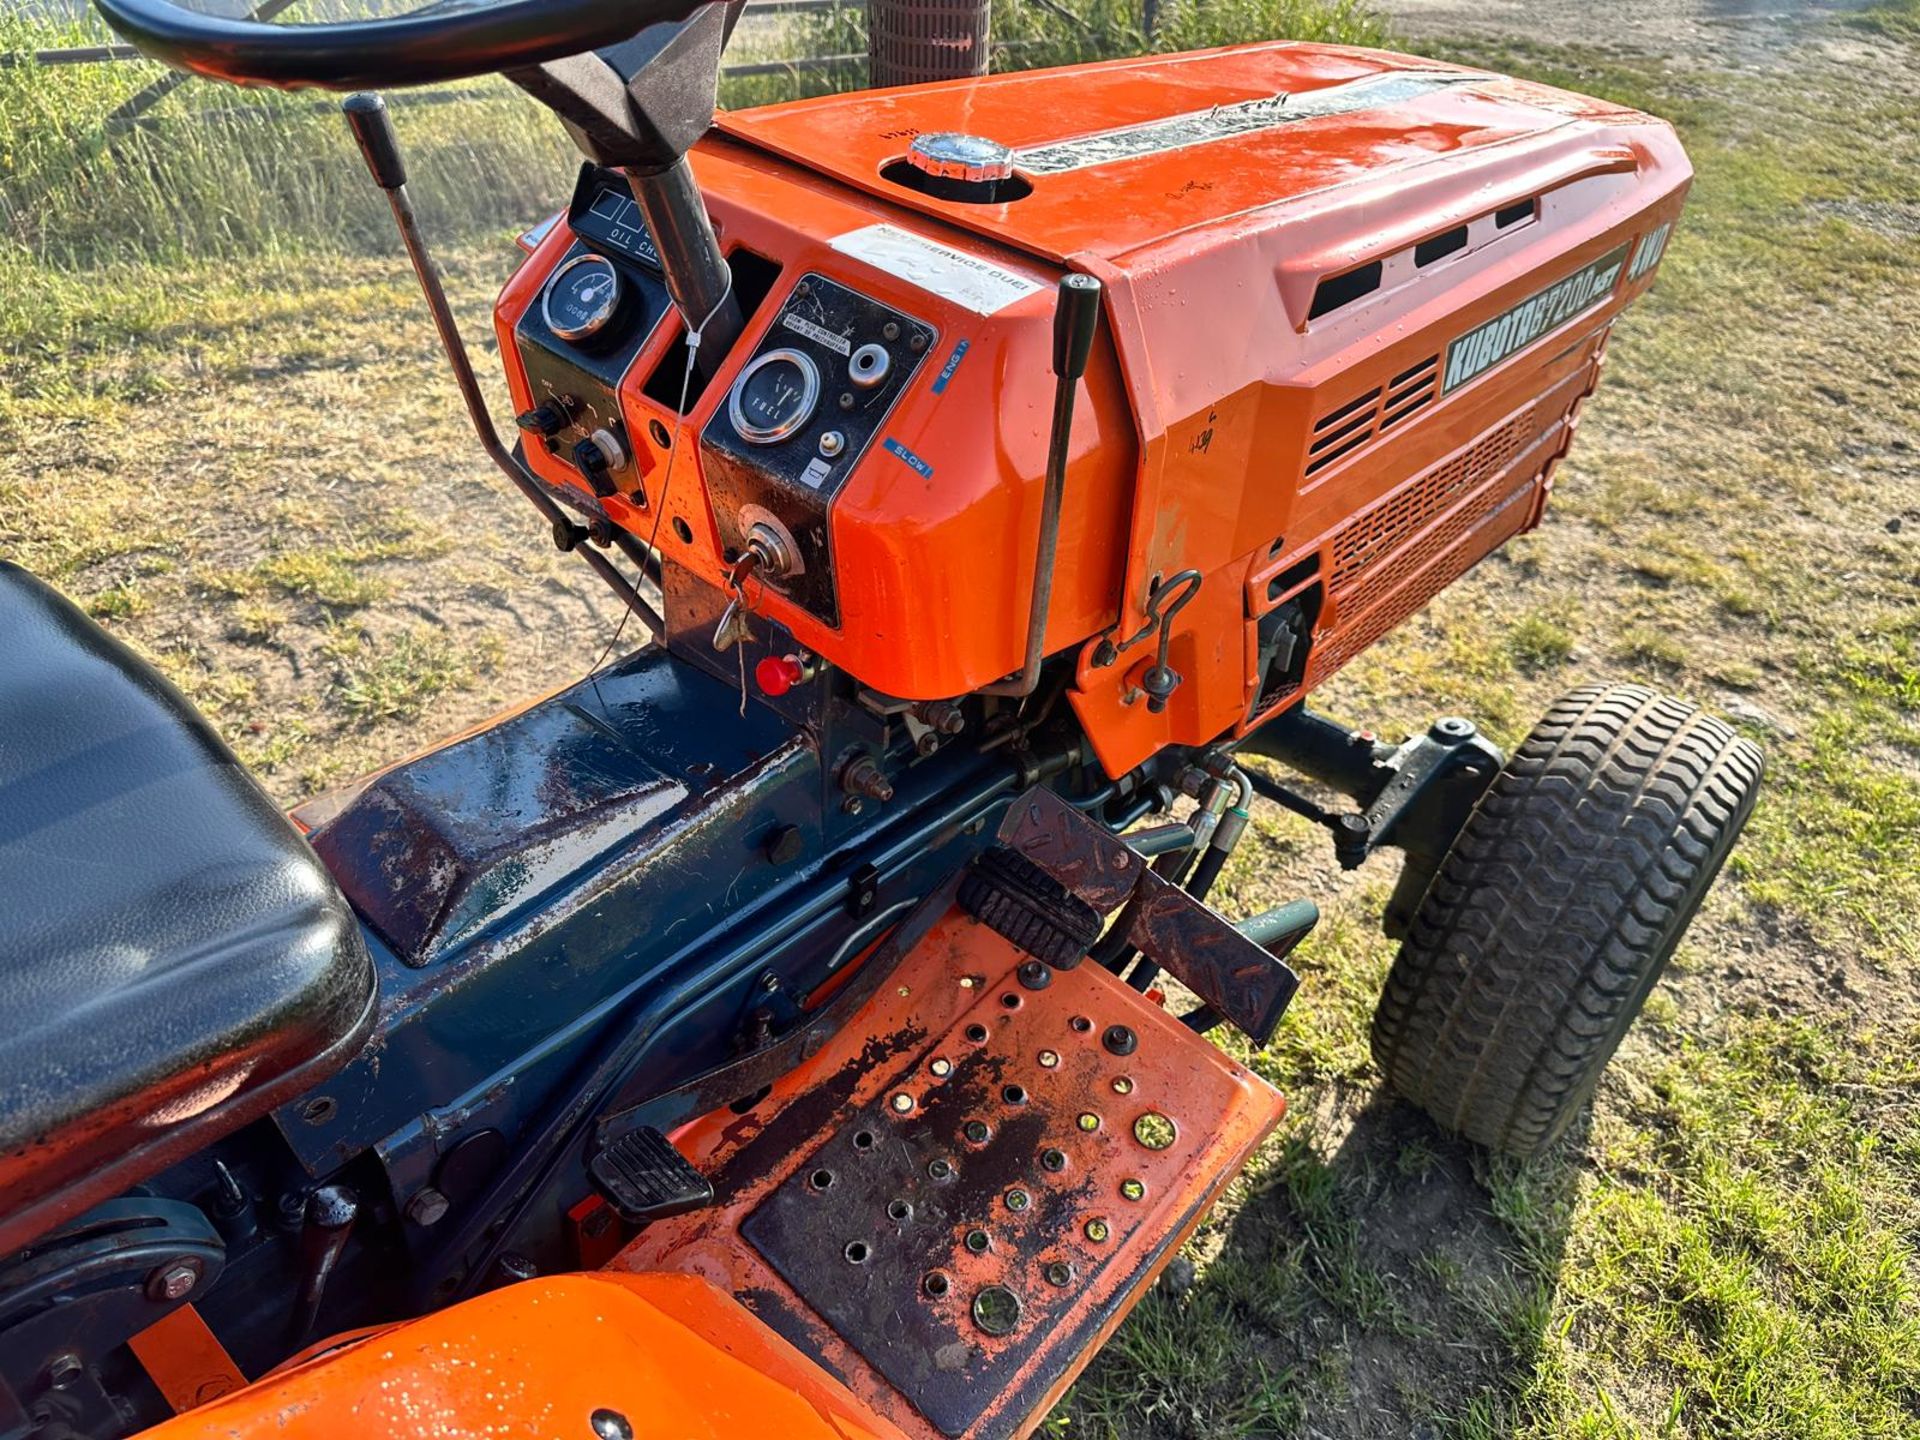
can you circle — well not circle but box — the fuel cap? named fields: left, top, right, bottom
left=907, top=132, right=1016, bottom=185
left=890, top=134, right=1025, bottom=203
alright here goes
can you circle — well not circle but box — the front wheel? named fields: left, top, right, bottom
left=1370, top=683, right=1764, bottom=1157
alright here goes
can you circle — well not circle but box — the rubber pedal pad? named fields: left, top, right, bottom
left=590, top=1125, right=715, bottom=1224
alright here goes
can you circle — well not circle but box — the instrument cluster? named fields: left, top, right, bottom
left=514, top=166, right=939, bottom=631
left=702, top=276, right=935, bottom=625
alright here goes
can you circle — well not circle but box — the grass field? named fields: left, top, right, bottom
left=3, top=0, right=1917, bottom=1436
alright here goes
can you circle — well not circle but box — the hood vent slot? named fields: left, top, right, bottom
left=1379, top=356, right=1438, bottom=430
left=1305, top=354, right=1439, bottom=476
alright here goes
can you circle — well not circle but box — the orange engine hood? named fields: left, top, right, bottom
left=714, top=41, right=1649, bottom=270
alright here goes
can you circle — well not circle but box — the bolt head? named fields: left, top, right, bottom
left=591, top=1409, right=635, bottom=1440
left=147, top=1258, right=202, bottom=1303
left=1017, top=959, right=1053, bottom=991
left=406, top=1187, right=452, bottom=1227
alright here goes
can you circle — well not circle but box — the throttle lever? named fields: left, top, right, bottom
left=982, top=272, right=1105, bottom=697
left=342, top=93, right=405, bottom=191
left=337, top=94, right=662, bottom=637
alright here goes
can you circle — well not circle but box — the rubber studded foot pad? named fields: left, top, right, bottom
left=615, top=900, right=1284, bottom=1440
left=958, top=846, right=1101, bottom=969
left=591, top=1125, right=714, bottom=1224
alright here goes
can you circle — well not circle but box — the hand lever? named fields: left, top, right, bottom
left=342, top=93, right=405, bottom=191
left=984, top=272, right=1104, bottom=697
left=286, top=1183, right=357, bottom=1348
left=338, top=95, right=663, bottom=636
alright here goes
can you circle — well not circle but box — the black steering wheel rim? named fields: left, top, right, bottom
left=91, top=0, right=713, bottom=91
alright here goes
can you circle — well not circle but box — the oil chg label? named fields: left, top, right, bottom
left=1443, top=243, right=1629, bottom=393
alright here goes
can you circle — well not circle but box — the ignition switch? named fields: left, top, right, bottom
left=744, top=517, right=801, bottom=579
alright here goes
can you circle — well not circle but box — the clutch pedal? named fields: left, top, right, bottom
left=616, top=795, right=1288, bottom=1440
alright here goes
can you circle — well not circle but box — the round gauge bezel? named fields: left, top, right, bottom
left=541, top=253, right=623, bottom=343
left=729, top=347, right=823, bottom=446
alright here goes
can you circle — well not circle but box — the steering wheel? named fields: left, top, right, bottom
left=90, top=0, right=717, bottom=91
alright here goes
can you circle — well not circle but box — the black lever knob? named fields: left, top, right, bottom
left=572, top=438, right=619, bottom=499
left=343, top=94, right=407, bottom=192
left=1051, top=272, right=1103, bottom=382
left=516, top=401, right=569, bottom=439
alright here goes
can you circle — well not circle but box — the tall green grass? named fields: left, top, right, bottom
left=0, top=13, right=578, bottom=265
left=731, top=0, right=1391, bottom=102
left=0, top=0, right=1390, bottom=279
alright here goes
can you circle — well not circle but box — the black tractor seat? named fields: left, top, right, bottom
left=0, top=563, right=375, bottom=1253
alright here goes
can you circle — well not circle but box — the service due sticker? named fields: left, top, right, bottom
left=1442, top=242, right=1629, bottom=393
left=830, top=224, right=1045, bottom=316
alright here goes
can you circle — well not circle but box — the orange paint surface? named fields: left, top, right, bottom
left=495, top=42, right=1687, bottom=773
left=128, top=1306, right=246, bottom=1415
left=135, top=1272, right=901, bottom=1440
left=616, top=902, right=1287, bottom=1439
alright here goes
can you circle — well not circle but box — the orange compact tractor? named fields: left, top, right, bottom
left=0, top=4, right=1763, bottom=1437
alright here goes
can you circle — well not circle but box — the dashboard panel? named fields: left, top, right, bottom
left=511, top=168, right=675, bottom=504
left=701, top=275, right=936, bottom=626
left=493, top=137, right=1135, bottom=708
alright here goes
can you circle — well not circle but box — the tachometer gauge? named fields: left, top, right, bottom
left=542, top=254, right=623, bottom=344
left=729, top=348, right=822, bottom=445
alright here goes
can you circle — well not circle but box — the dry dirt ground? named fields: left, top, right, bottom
left=2, top=0, right=1916, bottom=1436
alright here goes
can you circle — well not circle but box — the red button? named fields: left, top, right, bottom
left=755, top=655, right=805, bottom=697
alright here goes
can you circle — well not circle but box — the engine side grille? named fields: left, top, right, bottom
left=1329, top=414, right=1532, bottom=600
left=1305, top=355, right=1440, bottom=477
left=1306, top=405, right=1558, bottom=684
left=1307, top=482, right=1537, bottom=681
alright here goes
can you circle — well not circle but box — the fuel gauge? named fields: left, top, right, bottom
left=542, top=254, right=623, bottom=344
left=729, top=348, right=822, bottom=445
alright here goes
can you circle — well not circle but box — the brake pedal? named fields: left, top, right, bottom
left=590, top=1125, right=714, bottom=1224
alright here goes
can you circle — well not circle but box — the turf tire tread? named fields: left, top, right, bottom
left=1369, top=684, right=1764, bottom=1156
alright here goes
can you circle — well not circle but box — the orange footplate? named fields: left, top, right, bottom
left=615, top=862, right=1287, bottom=1438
